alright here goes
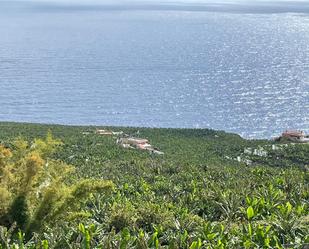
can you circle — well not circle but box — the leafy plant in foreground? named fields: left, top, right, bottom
left=0, top=132, right=114, bottom=241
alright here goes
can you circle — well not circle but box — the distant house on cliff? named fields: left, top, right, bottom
left=278, top=130, right=309, bottom=143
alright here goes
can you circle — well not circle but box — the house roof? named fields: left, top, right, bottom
left=282, top=130, right=304, bottom=137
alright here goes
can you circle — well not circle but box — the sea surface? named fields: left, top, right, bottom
left=0, top=1, right=308, bottom=138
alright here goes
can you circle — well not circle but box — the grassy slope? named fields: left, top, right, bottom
left=0, top=121, right=271, bottom=181
left=0, top=122, right=308, bottom=248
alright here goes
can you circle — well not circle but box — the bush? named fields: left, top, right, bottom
left=0, top=132, right=114, bottom=240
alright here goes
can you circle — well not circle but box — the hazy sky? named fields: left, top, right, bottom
left=2, top=0, right=308, bottom=15
left=5, top=0, right=309, bottom=15
left=12, top=0, right=309, bottom=3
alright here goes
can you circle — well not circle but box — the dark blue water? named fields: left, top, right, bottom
left=0, top=1, right=308, bottom=138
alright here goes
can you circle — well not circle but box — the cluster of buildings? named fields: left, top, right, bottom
left=233, top=130, right=308, bottom=166
left=116, top=137, right=164, bottom=155
left=90, top=129, right=164, bottom=155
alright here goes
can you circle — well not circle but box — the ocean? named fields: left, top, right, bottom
left=1, top=0, right=308, bottom=138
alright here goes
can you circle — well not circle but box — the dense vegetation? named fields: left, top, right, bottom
left=0, top=122, right=308, bottom=248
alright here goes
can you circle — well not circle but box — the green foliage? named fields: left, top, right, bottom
left=0, top=131, right=114, bottom=242
left=0, top=122, right=308, bottom=248
left=8, top=195, right=29, bottom=231
left=247, top=206, right=255, bottom=220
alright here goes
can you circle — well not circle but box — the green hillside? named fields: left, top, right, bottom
left=0, top=122, right=308, bottom=248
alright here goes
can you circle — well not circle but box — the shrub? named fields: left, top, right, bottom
left=0, top=132, right=114, bottom=240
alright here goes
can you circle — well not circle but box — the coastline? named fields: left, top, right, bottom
left=0, top=121, right=268, bottom=141
left=0, top=121, right=307, bottom=247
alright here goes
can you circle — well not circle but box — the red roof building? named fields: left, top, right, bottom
left=282, top=130, right=305, bottom=139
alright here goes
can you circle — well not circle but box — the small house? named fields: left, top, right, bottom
left=281, top=130, right=309, bottom=143
left=117, top=137, right=164, bottom=154
left=282, top=130, right=304, bottom=139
